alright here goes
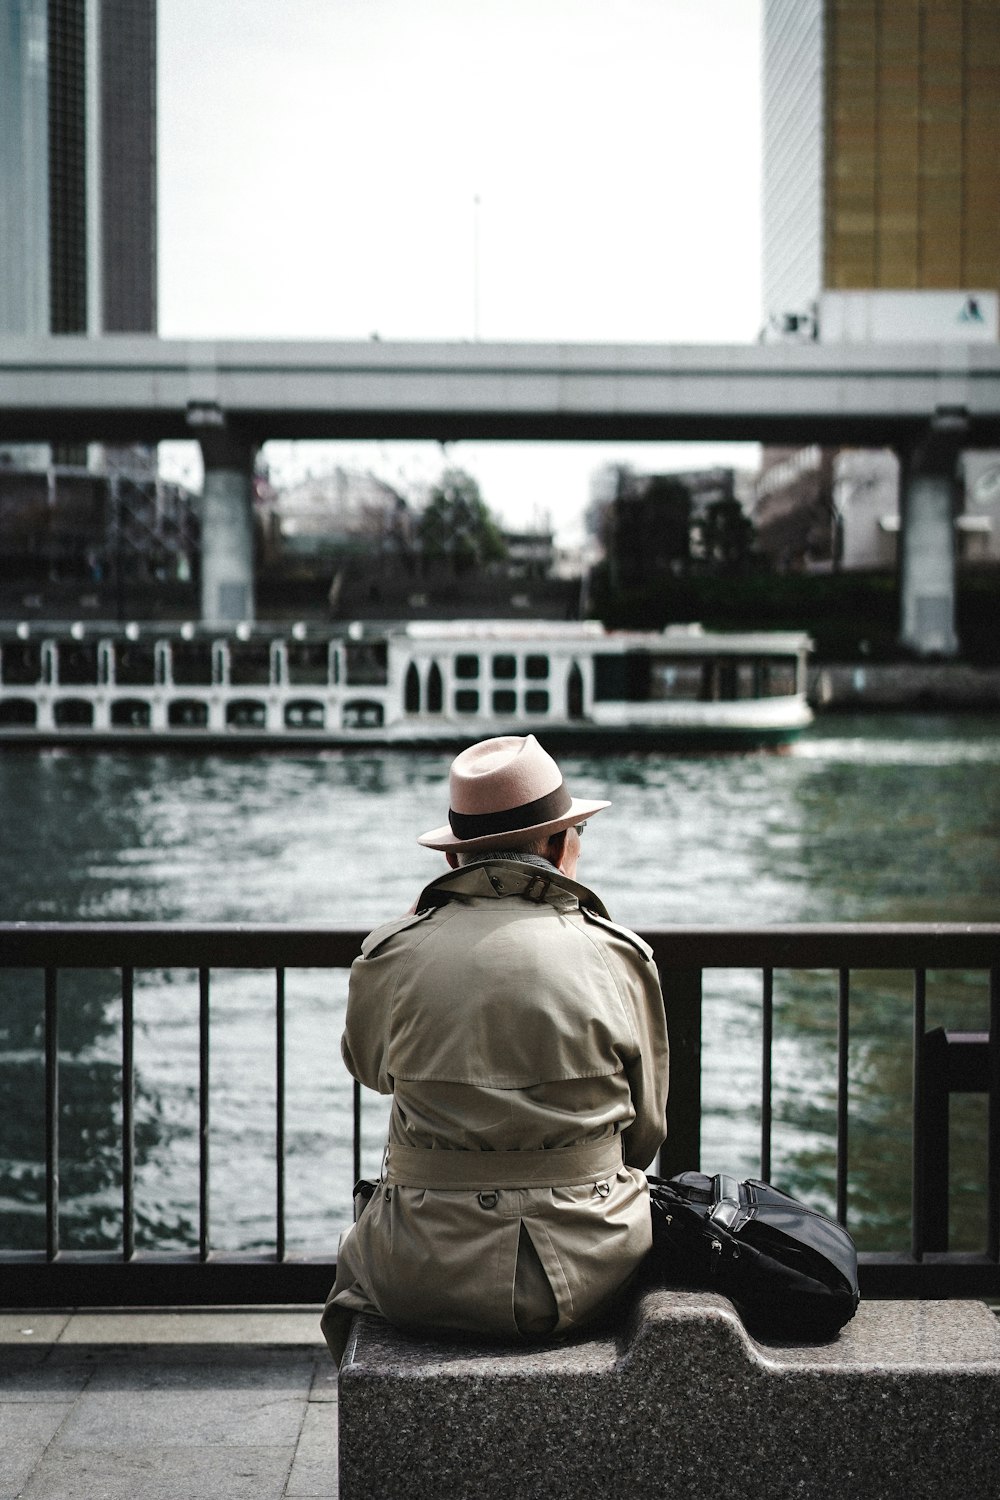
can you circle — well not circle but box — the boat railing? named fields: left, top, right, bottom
left=0, top=921, right=996, bottom=1307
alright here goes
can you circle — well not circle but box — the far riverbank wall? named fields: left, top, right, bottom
left=809, top=663, right=1000, bottom=711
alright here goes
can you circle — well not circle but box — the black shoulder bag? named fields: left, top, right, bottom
left=647, top=1170, right=860, bottom=1340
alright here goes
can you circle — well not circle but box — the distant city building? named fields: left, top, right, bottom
left=760, top=0, right=1000, bottom=632
left=762, top=0, right=1000, bottom=335
left=0, top=0, right=157, bottom=473
left=0, top=0, right=157, bottom=340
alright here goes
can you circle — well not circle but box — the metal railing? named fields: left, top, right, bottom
left=0, top=921, right=997, bottom=1306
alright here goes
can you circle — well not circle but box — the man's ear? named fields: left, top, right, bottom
left=445, top=851, right=460, bottom=869
left=546, top=830, right=569, bottom=869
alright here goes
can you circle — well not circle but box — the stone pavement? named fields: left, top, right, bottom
left=0, top=1308, right=336, bottom=1500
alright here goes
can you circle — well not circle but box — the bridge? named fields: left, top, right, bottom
left=2, top=335, right=999, bottom=652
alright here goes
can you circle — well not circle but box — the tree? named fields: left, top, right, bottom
left=418, top=468, right=507, bottom=575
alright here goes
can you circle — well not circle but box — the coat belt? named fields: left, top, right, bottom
left=384, top=1136, right=624, bottom=1190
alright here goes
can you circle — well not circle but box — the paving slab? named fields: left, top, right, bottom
left=18, top=1444, right=299, bottom=1500
left=0, top=1309, right=338, bottom=1500
left=56, top=1308, right=325, bottom=1345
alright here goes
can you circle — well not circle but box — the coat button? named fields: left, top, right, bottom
left=596, top=1181, right=611, bottom=1198
left=478, top=1191, right=499, bottom=1209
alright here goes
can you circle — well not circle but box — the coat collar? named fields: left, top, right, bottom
left=415, top=858, right=611, bottom=919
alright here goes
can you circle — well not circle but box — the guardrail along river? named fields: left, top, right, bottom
left=1, top=712, right=998, bottom=1257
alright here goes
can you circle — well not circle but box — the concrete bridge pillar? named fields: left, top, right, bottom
left=193, top=420, right=258, bottom=624
left=898, top=415, right=965, bottom=658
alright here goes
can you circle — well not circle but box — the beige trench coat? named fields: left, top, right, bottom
left=322, top=859, right=669, bottom=1357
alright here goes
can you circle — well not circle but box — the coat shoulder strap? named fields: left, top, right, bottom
left=360, top=906, right=437, bottom=959
left=580, top=907, right=654, bottom=962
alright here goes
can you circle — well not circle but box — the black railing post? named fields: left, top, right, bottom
left=836, top=968, right=850, bottom=1226
left=658, top=964, right=701, bottom=1177
left=911, top=968, right=927, bottom=1261
left=122, top=966, right=135, bottom=1261
left=199, top=968, right=210, bottom=1261
left=988, top=966, right=999, bottom=1263
left=45, top=967, right=59, bottom=1262
left=761, top=968, right=773, bottom=1183
left=353, top=1079, right=362, bottom=1197
left=276, top=967, right=286, bottom=1263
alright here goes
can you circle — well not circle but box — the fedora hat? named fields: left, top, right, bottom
left=418, top=734, right=610, bottom=853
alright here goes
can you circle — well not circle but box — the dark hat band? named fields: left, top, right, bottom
left=448, top=781, right=572, bottom=841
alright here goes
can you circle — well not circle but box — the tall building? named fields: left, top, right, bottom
left=763, top=0, right=1000, bottom=330
left=761, top=0, right=1000, bottom=656
left=0, top=0, right=156, bottom=342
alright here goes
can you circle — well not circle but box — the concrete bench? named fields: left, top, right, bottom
left=338, top=1288, right=1000, bottom=1500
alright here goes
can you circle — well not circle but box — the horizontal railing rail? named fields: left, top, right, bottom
left=0, top=922, right=997, bottom=1307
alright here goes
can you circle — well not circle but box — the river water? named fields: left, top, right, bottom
left=1, top=712, right=998, bottom=1257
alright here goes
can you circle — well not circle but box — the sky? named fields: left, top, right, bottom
left=157, top=0, right=764, bottom=542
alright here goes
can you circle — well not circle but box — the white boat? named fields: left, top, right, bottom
left=0, top=618, right=813, bottom=751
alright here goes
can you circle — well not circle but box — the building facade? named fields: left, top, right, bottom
left=0, top=0, right=156, bottom=345
left=761, top=0, right=1000, bottom=652
left=763, top=0, right=1000, bottom=330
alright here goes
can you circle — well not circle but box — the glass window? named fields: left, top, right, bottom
left=287, top=641, right=330, bottom=686
left=170, top=642, right=213, bottom=687
left=114, top=643, right=156, bottom=687
left=285, top=699, right=325, bottom=730
left=525, top=655, right=549, bottom=679
left=110, top=699, right=151, bottom=728
left=427, top=661, right=443, bottom=713
left=345, top=641, right=388, bottom=686
left=404, top=662, right=421, bottom=713
left=525, top=690, right=549, bottom=714
left=0, top=698, right=37, bottom=725
left=492, top=654, right=516, bottom=680
left=1, top=642, right=41, bottom=686
left=455, top=689, right=479, bottom=713
left=54, top=699, right=94, bottom=727
left=229, top=642, right=271, bottom=687
left=57, top=642, right=99, bottom=686
left=226, top=699, right=267, bottom=729
left=455, top=654, right=480, bottom=680
left=168, top=699, right=209, bottom=728
left=492, top=689, right=516, bottom=713
left=342, top=699, right=385, bottom=729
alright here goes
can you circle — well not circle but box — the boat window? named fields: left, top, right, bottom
left=0, top=698, right=37, bottom=726
left=649, top=659, right=704, bottom=701
left=427, top=661, right=443, bottom=713
left=285, top=699, right=325, bottom=730
left=226, top=698, right=267, bottom=729
left=229, top=641, right=271, bottom=687
left=287, top=641, right=329, bottom=686
left=404, top=662, right=421, bottom=713
left=114, top=642, right=156, bottom=687
left=492, top=689, right=516, bottom=713
left=342, top=699, right=385, bottom=729
left=170, top=641, right=213, bottom=686
left=54, top=698, right=94, bottom=727
left=345, top=641, right=388, bottom=686
left=0, top=641, right=41, bottom=686
left=454, top=654, right=479, bottom=680
left=525, top=690, right=549, bottom=714
left=718, top=662, right=738, bottom=701
left=525, top=655, right=549, bottom=680
left=454, top=689, right=479, bottom=713
left=111, top=699, right=152, bottom=728
left=593, top=652, right=651, bottom=702
left=57, top=642, right=99, bottom=686
left=492, top=654, right=516, bottom=680
left=764, top=659, right=798, bottom=697
left=168, top=699, right=209, bottom=728
left=567, top=661, right=584, bottom=718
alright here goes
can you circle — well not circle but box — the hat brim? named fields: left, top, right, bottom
left=417, top=796, right=611, bottom=853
